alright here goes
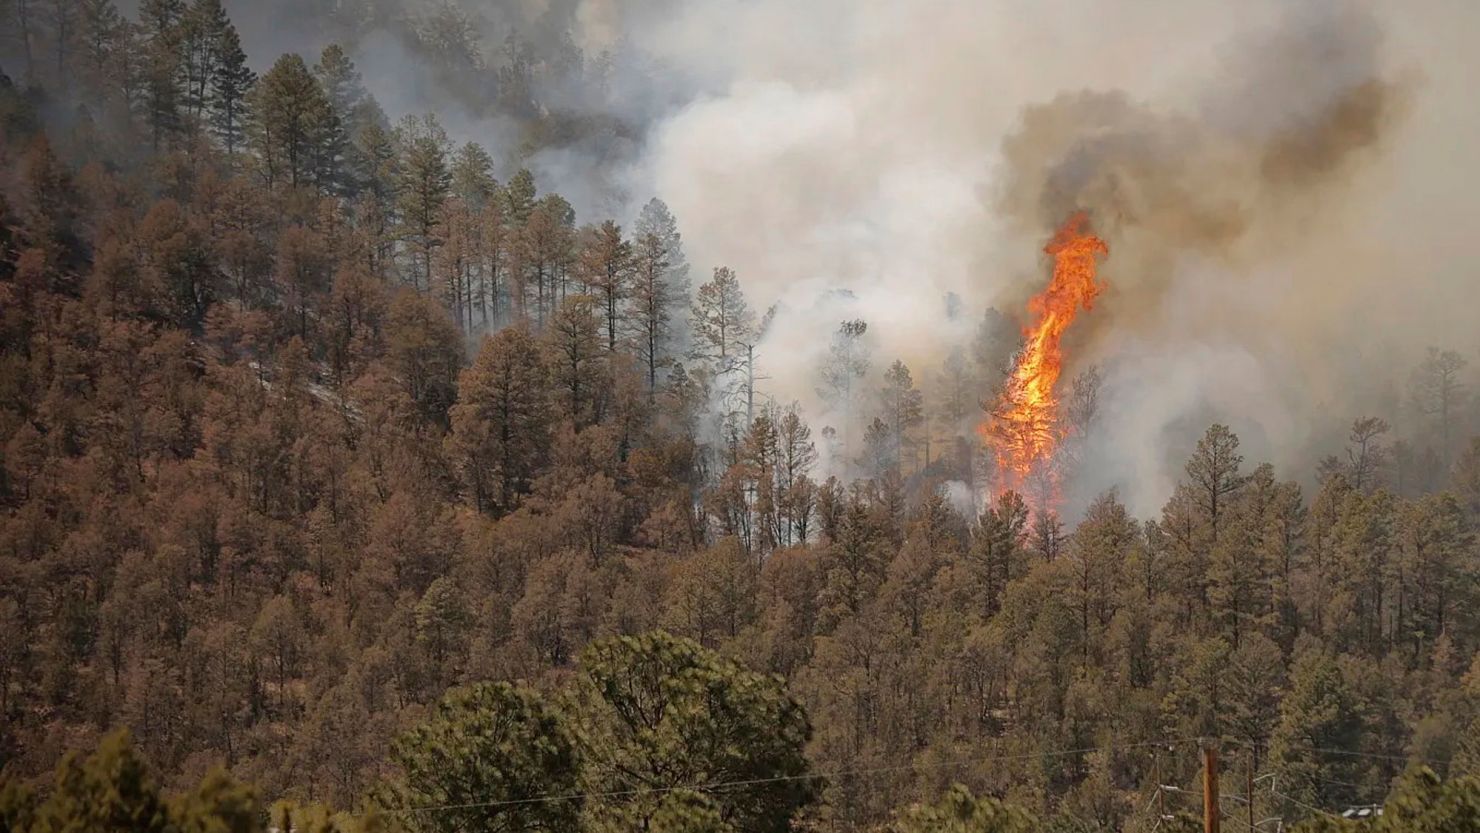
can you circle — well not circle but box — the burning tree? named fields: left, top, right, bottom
left=983, top=212, right=1109, bottom=507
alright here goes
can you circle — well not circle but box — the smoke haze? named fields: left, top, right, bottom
left=620, top=0, right=1478, bottom=512
left=171, top=0, right=1480, bottom=512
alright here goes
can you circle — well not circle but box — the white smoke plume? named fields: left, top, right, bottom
left=184, top=0, right=1478, bottom=514
left=620, top=0, right=1479, bottom=513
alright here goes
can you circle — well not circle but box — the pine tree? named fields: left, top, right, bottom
left=818, top=319, right=871, bottom=458
left=179, top=0, right=229, bottom=125
left=1398, top=492, right=1472, bottom=653
left=394, top=114, right=452, bottom=290
left=139, top=0, right=186, bottom=148
left=934, top=347, right=975, bottom=434
left=1409, top=347, right=1470, bottom=469
left=888, top=784, right=1036, bottom=833
left=502, top=167, right=536, bottom=226
left=476, top=195, right=509, bottom=327
left=388, top=683, right=582, bottom=833
left=572, top=632, right=815, bottom=833
left=21, top=134, right=78, bottom=258
left=76, top=0, right=123, bottom=108
left=690, top=266, right=754, bottom=375
left=313, top=43, right=364, bottom=122
left=630, top=197, right=688, bottom=394
left=543, top=294, right=607, bottom=428
left=970, top=489, right=1028, bottom=615
left=518, top=195, right=575, bottom=328
left=1066, top=490, right=1134, bottom=652
left=1269, top=648, right=1365, bottom=810
left=634, top=197, right=688, bottom=282
left=386, top=288, right=464, bottom=427
left=413, top=576, right=468, bottom=684
left=208, top=20, right=252, bottom=156
left=735, top=413, right=779, bottom=555
left=878, top=360, right=924, bottom=475
left=1329, top=487, right=1397, bottom=651
left=346, top=97, right=392, bottom=188
left=312, top=44, right=365, bottom=193
left=578, top=220, right=631, bottom=352
left=450, top=326, right=551, bottom=515
left=436, top=197, right=478, bottom=331
left=1187, top=423, right=1245, bottom=544
left=42, top=0, right=80, bottom=86
left=1208, top=463, right=1279, bottom=648
left=1343, top=416, right=1392, bottom=493
left=776, top=405, right=818, bottom=546
left=859, top=415, right=894, bottom=478
left=449, top=141, right=496, bottom=206
left=250, top=53, right=331, bottom=188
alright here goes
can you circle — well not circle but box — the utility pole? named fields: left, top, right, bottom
left=1156, top=750, right=1167, bottom=823
left=1203, top=744, right=1220, bottom=833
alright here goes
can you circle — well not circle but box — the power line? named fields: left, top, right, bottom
left=1304, top=770, right=1378, bottom=793
left=389, top=738, right=1201, bottom=815
left=1269, top=788, right=1344, bottom=820
left=1223, top=737, right=1434, bottom=766
left=1305, top=746, right=1430, bottom=765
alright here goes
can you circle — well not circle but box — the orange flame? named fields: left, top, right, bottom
left=983, top=211, right=1108, bottom=503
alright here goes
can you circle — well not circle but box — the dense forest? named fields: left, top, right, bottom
left=1, top=1, right=1479, bottom=832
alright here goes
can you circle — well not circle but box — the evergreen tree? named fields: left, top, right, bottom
left=394, top=114, right=452, bottom=290
left=6, top=730, right=267, bottom=833
left=476, top=193, right=509, bottom=326
left=817, top=319, right=871, bottom=458
left=386, top=288, right=463, bottom=426
left=1208, top=463, right=1279, bottom=648
left=502, top=167, right=536, bottom=226
left=1269, top=647, right=1365, bottom=810
left=578, top=220, right=631, bottom=352
left=933, top=347, right=976, bottom=435
left=413, top=576, right=468, bottom=685
left=249, top=53, right=332, bottom=188
left=75, top=0, right=123, bottom=108
left=1066, top=490, right=1134, bottom=651
left=572, top=632, right=816, bottom=833
left=970, top=489, right=1028, bottom=616
left=518, top=194, right=576, bottom=328
left=179, top=0, right=228, bottom=124
left=139, top=0, right=186, bottom=148
left=41, top=0, right=80, bottom=86
left=543, top=294, right=607, bottom=427
left=207, top=20, right=252, bottom=156
left=1409, top=347, right=1470, bottom=470
left=690, top=266, right=754, bottom=378
left=312, top=44, right=365, bottom=193
left=776, top=405, right=819, bottom=545
left=350, top=103, right=395, bottom=198
left=1187, top=423, right=1246, bottom=544
left=634, top=197, right=688, bottom=284
left=630, top=197, right=688, bottom=394
left=388, top=682, right=582, bottom=833
left=878, top=360, right=924, bottom=474
left=450, top=326, right=552, bottom=515
left=449, top=141, right=496, bottom=206
left=888, top=784, right=1036, bottom=833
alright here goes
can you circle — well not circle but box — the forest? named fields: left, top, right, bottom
left=1, top=1, right=1479, bottom=832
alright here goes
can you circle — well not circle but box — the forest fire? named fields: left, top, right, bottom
left=984, top=212, right=1109, bottom=503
